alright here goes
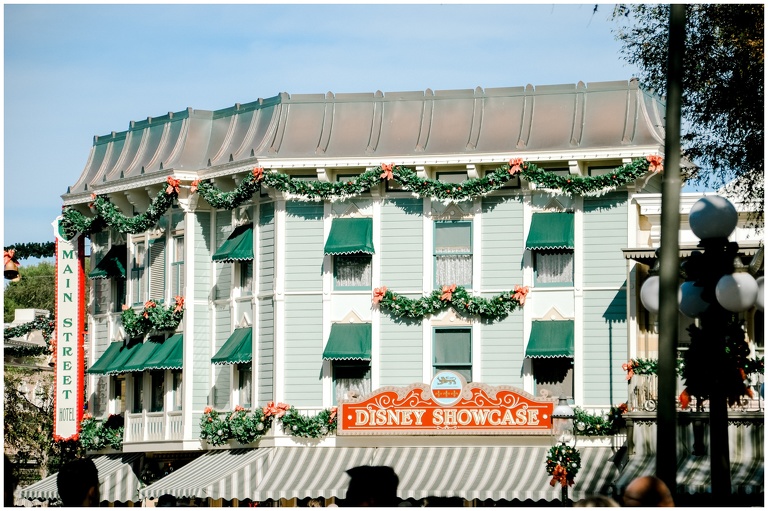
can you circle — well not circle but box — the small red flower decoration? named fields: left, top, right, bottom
left=646, top=154, right=664, bottom=173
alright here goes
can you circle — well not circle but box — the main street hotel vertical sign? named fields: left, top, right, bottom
left=52, top=217, right=85, bottom=440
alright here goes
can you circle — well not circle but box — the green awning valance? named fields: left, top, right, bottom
left=211, top=328, right=252, bottom=365
left=212, top=224, right=254, bottom=262
left=324, top=218, right=374, bottom=255
left=144, top=334, right=183, bottom=370
left=322, top=323, right=372, bottom=360
left=102, top=339, right=144, bottom=374
left=526, top=320, right=575, bottom=358
left=121, top=337, right=166, bottom=372
left=89, top=244, right=127, bottom=279
left=87, top=342, right=125, bottom=374
left=526, top=213, right=574, bottom=250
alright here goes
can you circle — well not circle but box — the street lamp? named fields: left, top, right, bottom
left=640, top=195, right=762, bottom=503
left=551, top=397, right=575, bottom=506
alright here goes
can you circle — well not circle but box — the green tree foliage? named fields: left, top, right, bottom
left=612, top=4, right=764, bottom=218
left=4, top=368, right=83, bottom=483
left=4, top=262, right=56, bottom=323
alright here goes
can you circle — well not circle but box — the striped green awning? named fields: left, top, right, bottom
left=324, top=218, right=375, bottom=255
left=526, top=213, right=574, bottom=250
left=89, top=245, right=127, bottom=279
left=144, top=333, right=183, bottom=370
left=526, top=320, right=575, bottom=358
left=322, top=323, right=372, bottom=360
left=121, top=337, right=166, bottom=372
left=371, top=446, right=617, bottom=502
left=87, top=342, right=125, bottom=374
left=19, top=453, right=143, bottom=503
left=212, top=224, right=254, bottom=262
left=140, top=448, right=274, bottom=501
left=211, top=328, right=252, bottom=365
left=252, top=447, right=377, bottom=501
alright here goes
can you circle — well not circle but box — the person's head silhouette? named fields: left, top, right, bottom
left=57, top=458, right=100, bottom=506
left=623, top=475, right=674, bottom=507
left=344, top=465, right=399, bottom=507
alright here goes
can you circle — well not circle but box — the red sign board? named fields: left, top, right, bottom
left=339, top=371, right=555, bottom=435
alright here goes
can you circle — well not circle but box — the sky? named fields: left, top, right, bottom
left=3, top=3, right=642, bottom=256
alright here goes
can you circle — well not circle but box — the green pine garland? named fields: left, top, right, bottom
left=79, top=414, right=124, bottom=451
left=60, top=157, right=658, bottom=239
left=279, top=407, right=338, bottom=438
left=3, top=242, right=56, bottom=260
left=4, top=314, right=55, bottom=356
left=373, top=285, right=527, bottom=321
left=572, top=405, right=628, bottom=436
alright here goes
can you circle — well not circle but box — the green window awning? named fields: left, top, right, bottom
left=322, top=323, right=372, bottom=360
left=89, top=244, right=127, bottom=279
left=121, top=337, right=166, bottom=372
left=144, top=334, right=183, bottom=370
left=324, top=218, right=375, bottom=255
left=212, top=224, right=254, bottom=262
left=211, top=328, right=252, bottom=365
left=102, top=339, right=144, bottom=374
left=526, top=320, right=575, bottom=358
left=87, top=342, right=125, bottom=374
left=526, top=213, right=574, bottom=250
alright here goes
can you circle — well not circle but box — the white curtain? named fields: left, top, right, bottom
left=436, top=254, right=473, bottom=287
left=335, top=255, right=372, bottom=288
left=537, top=252, right=573, bottom=284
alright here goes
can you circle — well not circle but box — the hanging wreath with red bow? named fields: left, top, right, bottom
left=545, top=443, right=581, bottom=487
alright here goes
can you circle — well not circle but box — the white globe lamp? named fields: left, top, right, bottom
left=679, top=281, right=710, bottom=318
left=715, top=273, right=759, bottom=312
left=688, top=196, right=738, bottom=240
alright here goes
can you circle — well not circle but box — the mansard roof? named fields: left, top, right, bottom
left=64, top=79, right=665, bottom=199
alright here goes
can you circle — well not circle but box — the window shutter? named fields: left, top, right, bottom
left=148, top=238, right=166, bottom=302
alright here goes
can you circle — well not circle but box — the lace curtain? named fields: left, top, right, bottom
left=435, top=254, right=473, bottom=287
left=335, top=255, right=372, bottom=288
left=537, top=251, right=573, bottom=284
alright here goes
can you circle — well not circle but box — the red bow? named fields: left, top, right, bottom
left=143, top=300, right=157, bottom=318
left=166, top=176, right=181, bottom=195
left=4, top=249, right=17, bottom=265
left=622, top=361, right=635, bottom=380
left=440, top=284, right=457, bottom=301
left=190, top=179, right=200, bottom=194
left=512, top=285, right=529, bottom=305
left=263, top=401, right=290, bottom=418
left=372, top=286, right=387, bottom=304
left=173, top=295, right=184, bottom=313
left=646, top=154, right=664, bottom=173
left=679, top=388, right=690, bottom=409
left=329, top=407, right=338, bottom=423
left=252, top=167, right=265, bottom=182
left=508, top=157, right=524, bottom=175
left=549, top=465, right=573, bottom=487
left=380, top=163, right=394, bottom=181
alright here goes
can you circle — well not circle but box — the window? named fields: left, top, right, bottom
left=237, top=363, right=252, bottom=408
left=171, top=236, right=184, bottom=297
left=171, top=370, right=183, bottom=411
left=239, top=261, right=254, bottom=295
left=434, top=221, right=472, bottom=287
left=532, top=358, right=573, bottom=400
left=131, top=375, right=143, bottom=413
left=113, top=375, right=126, bottom=415
left=94, top=279, right=107, bottom=314
left=148, top=238, right=166, bottom=302
left=150, top=371, right=165, bottom=413
left=113, top=279, right=127, bottom=313
left=334, top=255, right=372, bottom=289
left=534, top=251, right=574, bottom=286
left=333, top=362, right=371, bottom=405
left=436, top=172, right=468, bottom=184
left=433, top=328, right=472, bottom=382
left=588, top=166, right=615, bottom=177
left=131, top=242, right=146, bottom=305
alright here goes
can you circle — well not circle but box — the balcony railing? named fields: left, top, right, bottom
left=124, top=410, right=183, bottom=443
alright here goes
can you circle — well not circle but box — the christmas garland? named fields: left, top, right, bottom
left=546, top=443, right=581, bottom=488
left=622, top=357, right=687, bottom=380
left=120, top=296, right=185, bottom=340
left=59, top=157, right=662, bottom=238
left=3, top=314, right=56, bottom=356
left=199, top=402, right=338, bottom=445
left=573, top=404, right=628, bottom=436
left=3, top=242, right=56, bottom=260
left=372, top=284, right=528, bottom=321
left=79, top=413, right=124, bottom=451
